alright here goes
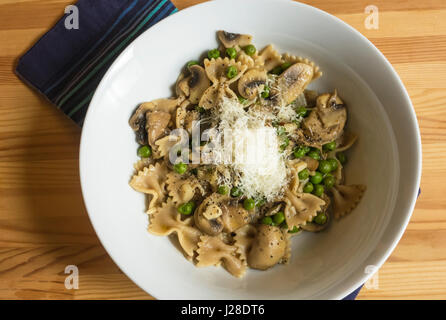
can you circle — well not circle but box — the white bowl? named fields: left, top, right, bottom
left=80, top=0, right=421, bottom=299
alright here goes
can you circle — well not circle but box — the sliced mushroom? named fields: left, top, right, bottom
left=175, top=72, right=187, bottom=97
left=278, top=63, right=314, bottom=104
left=129, top=103, right=152, bottom=144
left=247, top=225, right=286, bottom=270
left=188, top=65, right=211, bottom=104
left=299, top=91, right=347, bottom=148
left=177, top=65, right=211, bottom=104
left=301, top=156, right=319, bottom=171
left=257, top=45, right=283, bottom=71
left=146, top=110, right=171, bottom=147
left=237, top=68, right=267, bottom=100
left=265, top=204, right=282, bottom=217
left=304, top=89, right=319, bottom=107
left=220, top=199, right=251, bottom=233
left=129, top=99, right=179, bottom=145
left=217, top=30, right=252, bottom=48
left=194, top=193, right=226, bottom=236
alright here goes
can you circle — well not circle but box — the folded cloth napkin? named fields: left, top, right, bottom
left=15, top=0, right=364, bottom=300
left=16, top=0, right=177, bottom=125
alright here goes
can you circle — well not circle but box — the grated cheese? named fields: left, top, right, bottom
left=211, top=97, right=288, bottom=201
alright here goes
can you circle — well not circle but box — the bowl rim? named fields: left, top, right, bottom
left=79, top=0, right=422, bottom=300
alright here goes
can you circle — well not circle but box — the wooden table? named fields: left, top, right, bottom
left=0, top=0, right=445, bottom=300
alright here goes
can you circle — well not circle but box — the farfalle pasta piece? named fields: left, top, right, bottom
left=282, top=53, right=322, bottom=80
left=288, top=160, right=308, bottom=194
left=148, top=200, right=202, bottom=256
left=153, top=134, right=181, bottom=159
left=236, top=51, right=256, bottom=68
left=331, top=184, right=366, bottom=219
left=175, top=99, right=190, bottom=129
left=301, top=194, right=332, bottom=232
left=199, top=82, right=237, bottom=110
left=331, top=158, right=344, bottom=185
left=233, top=224, right=257, bottom=262
left=204, top=57, right=248, bottom=84
left=283, top=190, right=325, bottom=228
left=196, top=235, right=247, bottom=278
left=166, top=171, right=205, bottom=204
left=133, top=157, right=153, bottom=172
left=256, top=45, right=283, bottom=71
left=174, top=100, right=200, bottom=134
left=129, top=162, right=168, bottom=208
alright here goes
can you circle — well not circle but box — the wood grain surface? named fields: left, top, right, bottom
left=0, top=0, right=445, bottom=300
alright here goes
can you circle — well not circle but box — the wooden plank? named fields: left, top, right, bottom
left=0, top=0, right=445, bottom=300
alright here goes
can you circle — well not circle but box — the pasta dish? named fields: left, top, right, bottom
left=128, top=31, right=366, bottom=277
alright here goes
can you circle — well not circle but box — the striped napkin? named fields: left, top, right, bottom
left=15, top=0, right=364, bottom=300
left=16, top=0, right=177, bottom=125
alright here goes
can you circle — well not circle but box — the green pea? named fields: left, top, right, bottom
left=276, top=126, right=286, bottom=136
left=186, top=60, right=199, bottom=68
left=173, top=162, right=187, bottom=174
left=280, top=137, right=289, bottom=151
left=270, top=66, right=282, bottom=75
left=288, top=226, right=300, bottom=233
left=243, top=198, right=255, bottom=211
left=303, top=182, right=314, bottom=193
left=195, top=105, right=205, bottom=113
left=328, top=158, right=339, bottom=171
left=230, top=187, right=243, bottom=197
left=293, top=146, right=310, bottom=158
left=281, top=62, right=292, bottom=70
left=137, top=145, right=152, bottom=158
left=227, top=65, right=238, bottom=79
left=261, top=216, right=273, bottom=226
left=218, top=185, right=229, bottom=195
left=238, top=96, right=248, bottom=105
left=226, top=47, right=237, bottom=59
left=318, top=160, right=332, bottom=174
left=255, top=198, right=266, bottom=207
left=243, top=44, right=256, bottom=56
left=298, top=168, right=310, bottom=180
left=307, top=149, right=321, bottom=160
left=313, top=184, right=325, bottom=197
left=313, top=213, right=327, bottom=225
left=323, top=141, right=336, bottom=151
left=323, top=174, right=336, bottom=189
left=208, top=49, right=220, bottom=59
left=273, top=211, right=285, bottom=225
left=261, top=85, right=270, bottom=98
left=310, top=171, right=324, bottom=185
left=178, top=201, right=195, bottom=215
left=296, top=106, right=308, bottom=117
left=337, top=152, right=347, bottom=165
